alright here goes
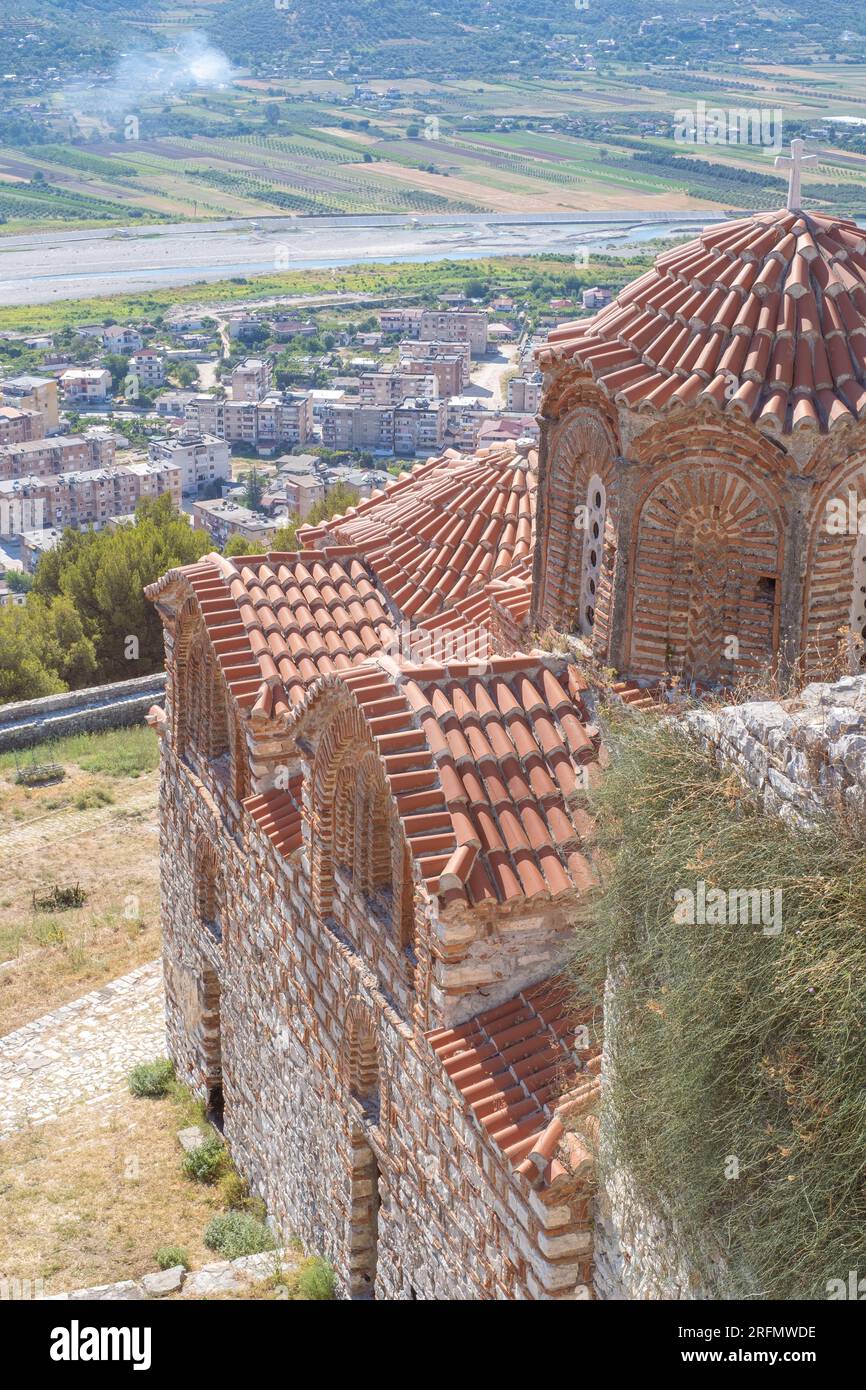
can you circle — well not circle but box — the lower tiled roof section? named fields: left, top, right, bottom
left=334, top=655, right=600, bottom=907
left=145, top=549, right=396, bottom=721
left=425, top=977, right=599, bottom=1175
left=298, top=444, right=536, bottom=639
left=243, top=774, right=304, bottom=858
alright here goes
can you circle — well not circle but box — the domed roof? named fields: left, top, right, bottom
left=540, top=208, right=866, bottom=436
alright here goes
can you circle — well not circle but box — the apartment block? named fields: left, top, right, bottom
left=418, top=309, right=488, bottom=356
left=231, top=358, right=273, bottom=402
left=401, top=338, right=471, bottom=386
left=506, top=375, right=543, bottom=414
left=400, top=350, right=465, bottom=398
left=192, top=497, right=279, bottom=549
left=358, top=371, right=436, bottom=407
left=131, top=349, right=165, bottom=388
left=0, top=406, right=45, bottom=446
left=185, top=391, right=312, bottom=452
left=0, top=375, right=60, bottom=432
left=148, top=433, right=231, bottom=495
left=393, top=397, right=447, bottom=457
left=0, top=460, right=181, bottom=537
left=0, top=433, right=116, bottom=482
left=378, top=307, right=422, bottom=336
left=321, top=403, right=394, bottom=452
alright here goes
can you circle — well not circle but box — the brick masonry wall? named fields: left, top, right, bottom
left=0, top=673, right=166, bottom=752
left=158, top=741, right=594, bottom=1301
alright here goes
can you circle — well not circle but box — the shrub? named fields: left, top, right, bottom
left=576, top=707, right=866, bottom=1300
left=182, top=1135, right=227, bottom=1184
left=203, top=1211, right=275, bottom=1260
left=155, top=1245, right=189, bottom=1271
left=128, top=1058, right=175, bottom=1098
left=296, top=1256, right=336, bottom=1301
left=218, top=1169, right=250, bottom=1210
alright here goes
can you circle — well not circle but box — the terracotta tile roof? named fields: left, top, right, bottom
left=425, top=977, right=600, bottom=1176
left=298, top=444, right=536, bottom=638
left=145, top=549, right=397, bottom=721
left=294, top=655, right=600, bottom=907
left=539, top=207, right=866, bottom=435
left=243, top=775, right=304, bottom=859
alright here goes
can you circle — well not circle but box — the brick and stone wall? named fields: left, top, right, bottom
left=157, top=728, right=595, bottom=1301
left=0, top=673, right=166, bottom=752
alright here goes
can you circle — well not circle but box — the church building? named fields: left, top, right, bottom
left=147, top=179, right=866, bottom=1297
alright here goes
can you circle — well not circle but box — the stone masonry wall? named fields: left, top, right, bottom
left=0, top=673, right=166, bottom=752
left=684, top=674, right=866, bottom=828
left=158, top=740, right=594, bottom=1301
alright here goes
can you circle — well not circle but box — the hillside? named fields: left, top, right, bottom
left=3, top=0, right=866, bottom=82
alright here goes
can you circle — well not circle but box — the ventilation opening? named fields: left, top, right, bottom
left=206, top=1084, right=224, bottom=1134
left=756, top=576, right=777, bottom=602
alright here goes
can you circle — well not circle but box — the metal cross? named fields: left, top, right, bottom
left=774, top=139, right=817, bottom=212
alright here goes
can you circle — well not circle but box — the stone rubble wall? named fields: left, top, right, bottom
left=684, top=674, right=866, bottom=829
left=0, top=672, right=166, bottom=752
left=40, top=1249, right=289, bottom=1301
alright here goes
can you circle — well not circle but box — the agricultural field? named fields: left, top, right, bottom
left=3, top=57, right=866, bottom=231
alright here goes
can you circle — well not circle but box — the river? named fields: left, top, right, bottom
left=0, top=211, right=732, bottom=306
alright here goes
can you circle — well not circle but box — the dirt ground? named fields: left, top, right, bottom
left=0, top=745, right=161, bottom=1036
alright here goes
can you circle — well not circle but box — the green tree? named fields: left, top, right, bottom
left=305, top=483, right=360, bottom=527
left=0, top=593, right=96, bottom=703
left=173, top=363, right=200, bottom=388
left=224, top=533, right=265, bottom=556
left=271, top=517, right=299, bottom=550
left=32, top=497, right=212, bottom=683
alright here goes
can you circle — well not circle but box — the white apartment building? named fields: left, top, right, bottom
left=506, top=375, right=543, bottom=414
left=130, top=349, right=165, bottom=388
left=148, top=432, right=231, bottom=495
left=59, top=368, right=112, bottom=403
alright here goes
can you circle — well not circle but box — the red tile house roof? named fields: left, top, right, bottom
left=539, top=208, right=866, bottom=434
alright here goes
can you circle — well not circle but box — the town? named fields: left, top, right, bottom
left=0, top=282, right=612, bottom=598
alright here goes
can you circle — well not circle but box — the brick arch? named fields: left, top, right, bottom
left=307, top=690, right=413, bottom=946
left=537, top=402, right=620, bottom=647
left=343, top=998, right=381, bottom=1105
left=626, top=462, right=785, bottom=683
left=802, top=450, right=866, bottom=675
left=173, top=598, right=235, bottom=770
left=194, top=834, right=223, bottom=943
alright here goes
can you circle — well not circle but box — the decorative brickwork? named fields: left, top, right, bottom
left=535, top=206, right=866, bottom=686
left=147, top=536, right=601, bottom=1299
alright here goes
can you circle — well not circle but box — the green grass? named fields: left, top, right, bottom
left=575, top=709, right=866, bottom=1300
left=0, top=726, right=160, bottom=778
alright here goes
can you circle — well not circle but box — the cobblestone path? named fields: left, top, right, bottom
left=0, top=960, right=165, bottom=1139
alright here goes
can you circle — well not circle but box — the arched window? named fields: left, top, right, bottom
left=194, top=838, right=223, bottom=943
left=334, top=758, right=358, bottom=873
left=578, top=474, right=607, bottom=636
left=346, top=1011, right=380, bottom=1121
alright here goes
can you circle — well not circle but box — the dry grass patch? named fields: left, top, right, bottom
left=0, top=730, right=161, bottom=1034
left=0, top=1086, right=223, bottom=1295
